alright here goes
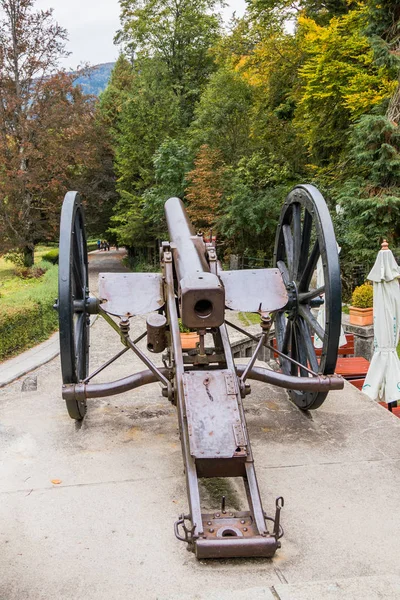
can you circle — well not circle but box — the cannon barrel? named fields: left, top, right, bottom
left=165, top=197, right=209, bottom=281
left=165, top=197, right=225, bottom=329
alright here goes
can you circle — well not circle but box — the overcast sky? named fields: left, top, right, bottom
left=34, top=0, right=247, bottom=70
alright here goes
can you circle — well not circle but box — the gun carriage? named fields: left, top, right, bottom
left=56, top=185, right=344, bottom=559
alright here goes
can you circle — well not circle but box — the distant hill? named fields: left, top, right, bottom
left=74, top=62, right=115, bottom=96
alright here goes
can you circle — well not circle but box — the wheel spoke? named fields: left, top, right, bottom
left=275, top=312, right=291, bottom=374
left=73, top=218, right=82, bottom=259
left=292, top=203, right=301, bottom=280
left=275, top=311, right=286, bottom=349
left=291, top=323, right=298, bottom=376
left=75, top=313, right=84, bottom=355
left=277, top=260, right=290, bottom=286
left=294, top=322, right=310, bottom=378
left=73, top=218, right=87, bottom=285
left=297, top=317, right=319, bottom=373
left=72, top=251, right=84, bottom=297
left=298, top=285, right=325, bottom=303
left=282, top=224, right=294, bottom=275
left=298, top=304, right=325, bottom=342
left=281, top=318, right=291, bottom=355
left=299, top=209, right=312, bottom=276
left=299, top=239, right=320, bottom=292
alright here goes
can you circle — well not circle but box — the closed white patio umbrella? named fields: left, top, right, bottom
left=362, top=240, right=400, bottom=410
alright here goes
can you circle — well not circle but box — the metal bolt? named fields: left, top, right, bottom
left=207, top=521, right=212, bottom=526
left=209, top=528, right=214, bottom=533
left=240, top=520, right=245, bottom=524
left=215, top=513, right=220, bottom=517
left=243, top=527, right=248, bottom=532
left=229, top=513, right=234, bottom=516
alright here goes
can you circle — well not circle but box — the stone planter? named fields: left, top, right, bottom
left=349, top=306, right=373, bottom=327
left=180, top=332, right=199, bottom=350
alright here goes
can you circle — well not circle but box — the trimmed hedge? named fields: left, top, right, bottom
left=0, top=261, right=59, bottom=362
left=42, top=242, right=98, bottom=265
left=42, top=249, right=59, bottom=264
left=0, top=301, right=58, bottom=361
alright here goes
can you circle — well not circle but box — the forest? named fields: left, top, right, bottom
left=1, top=0, right=400, bottom=294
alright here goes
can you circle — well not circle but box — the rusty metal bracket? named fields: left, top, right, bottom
left=206, top=243, right=218, bottom=275
left=273, top=497, right=284, bottom=540
left=119, top=317, right=170, bottom=390
left=174, top=514, right=197, bottom=544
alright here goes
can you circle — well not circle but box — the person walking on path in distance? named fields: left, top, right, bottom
left=97, top=239, right=101, bottom=251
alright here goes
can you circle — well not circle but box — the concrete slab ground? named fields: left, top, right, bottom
left=1, top=250, right=400, bottom=599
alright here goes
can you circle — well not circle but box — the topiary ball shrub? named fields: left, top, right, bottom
left=351, top=283, right=373, bottom=309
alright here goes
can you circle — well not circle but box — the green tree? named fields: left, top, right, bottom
left=218, top=169, right=284, bottom=257
left=109, top=59, right=182, bottom=245
left=189, top=68, right=254, bottom=165
left=295, top=8, right=396, bottom=165
left=115, top=58, right=182, bottom=195
left=99, top=54, right=135, bottom=134
left=142, top=138, right=192, bottom=235
left=116, top=0, right=223, bottom=124
left=337, top=115, right=400, bottom=265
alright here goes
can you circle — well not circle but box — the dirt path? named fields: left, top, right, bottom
left=88, top=248, right=129, bottom=295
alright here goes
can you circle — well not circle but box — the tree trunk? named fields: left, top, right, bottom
left=23, top=245, right=34, bottom=268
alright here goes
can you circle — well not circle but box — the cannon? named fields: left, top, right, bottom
left=56, top=185, right=344, bottom=559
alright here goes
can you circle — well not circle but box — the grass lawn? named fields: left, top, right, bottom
left=0, top=245, right=59, bottom=361
left=0, top=245, right=56, bottom=300
left=238, top=312, right=260, bottom=327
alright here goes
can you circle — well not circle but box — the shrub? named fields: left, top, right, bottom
left=42, top=243, right=97, bottom=265
left=42, top=249, right=59, bottom=264
left=3, top=250, right=25, bottom=267
left=0, top=301, right=58, bottom=361
left=351, top=283, right=373, bottom=308
left=178, top=318, right=191, bottom=333
left=0, top=262, right=58, bottom=361
left=14, top=265, right=47, bottom=279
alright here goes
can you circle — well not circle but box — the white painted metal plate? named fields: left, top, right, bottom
left=98, top=272, right=164, bottom=317
left=220, top=268, right=288, bottom=312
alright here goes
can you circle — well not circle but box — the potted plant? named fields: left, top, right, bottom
left=178, top=319, right=200, bottom=350
left=349, top=283, right=373, bottom=326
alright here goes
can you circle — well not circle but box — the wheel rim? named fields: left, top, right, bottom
left=58, top=192, right=89, bottom=418
left=273, top=185, right=341, bottom=410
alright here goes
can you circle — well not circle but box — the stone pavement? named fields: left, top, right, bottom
left=1, top=250, right=400, bottom=599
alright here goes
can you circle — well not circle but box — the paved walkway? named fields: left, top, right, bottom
left=1, top=251, right=400, bottom=598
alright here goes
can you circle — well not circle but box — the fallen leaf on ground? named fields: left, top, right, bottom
left=51, top=479, right=62, bottom=485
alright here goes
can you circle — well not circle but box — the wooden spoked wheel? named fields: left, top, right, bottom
left=58, top=191, right=90, bottom=420
left=273, top=184, right=342, bottom=410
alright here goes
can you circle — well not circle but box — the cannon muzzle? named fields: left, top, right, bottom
left=165, top=197, right=225, bottom=329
